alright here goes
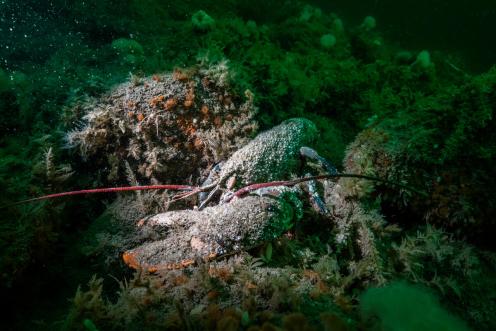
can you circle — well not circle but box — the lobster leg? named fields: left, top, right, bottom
left=300, top=146, right=338, bottom=175
left=198, top=162, right=224, bottom=208
left=299, top=146, right=335, bottom=216
left=304, top=172, right=330, bottom=216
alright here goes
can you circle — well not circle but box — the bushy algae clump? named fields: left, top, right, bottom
left=1, top=1, right=496, bottom=330
left=66, top=62, right=257, bottom=186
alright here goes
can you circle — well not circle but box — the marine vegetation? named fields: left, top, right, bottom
left=1, top=1, right=496, bottom=330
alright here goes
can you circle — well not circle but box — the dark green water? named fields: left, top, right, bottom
left=1, top=1, right=495, bottom=330
left=313, top=0, right=496, bottom=73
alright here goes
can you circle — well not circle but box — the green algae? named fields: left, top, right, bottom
left=360, top=281, right=471, bottom=331
left=0, top=1, right=495, bottom=330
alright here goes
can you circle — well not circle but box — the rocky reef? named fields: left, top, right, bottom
left=66, top=63, right=257, bottom=186
left=1, top=1, right=496, bottom=331
left=67, top=116, right=495, bottom=330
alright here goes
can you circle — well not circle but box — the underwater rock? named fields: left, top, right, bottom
left=71, top=115, right=496, bottom=330
left=341, top=64, right=496, bottom=240
left=66, top=62, right=257, bottom=186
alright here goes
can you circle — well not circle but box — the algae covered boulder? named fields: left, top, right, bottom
left=66, top=62, right=257, bottom=185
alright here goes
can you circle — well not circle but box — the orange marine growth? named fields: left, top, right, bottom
left=164, top=97, right=177, bottom=111
left=149, top=95, right=165, bottom=108
left=122, top=251, right=196, bottom=273
left=172, top=68, right=189, bottom=81
left=126, top=100, right=137, bottom=110
left=184, top=90, right=195, bottom=108
left=214, top=116, right=223, bottom=127
left=122, top=251, right=140, bottom=270
left=184, top=99, right=194, bottom=108
left=122, top=244, right=219, bottom=273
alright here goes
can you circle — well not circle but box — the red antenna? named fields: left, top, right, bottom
left=3, top=184, right=196, bottom=208
left=2, top=173, right=427, bottom=209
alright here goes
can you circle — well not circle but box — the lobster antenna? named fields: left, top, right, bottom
left=1, top=173, right=427, bottom=209
left=229, top=173, right=428, bottom=201
left=1, top=184, right=196, bottom=209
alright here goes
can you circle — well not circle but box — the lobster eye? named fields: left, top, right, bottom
left=266, top=205, right=277, bottom=213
